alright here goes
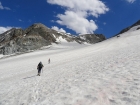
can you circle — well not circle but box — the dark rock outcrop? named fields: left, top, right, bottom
left=78, top=34, right=106, bottom=44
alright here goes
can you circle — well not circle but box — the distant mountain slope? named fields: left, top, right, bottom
left=116, top=20, right=140, bottom=36
left=0, top=23, right=105, bottom=55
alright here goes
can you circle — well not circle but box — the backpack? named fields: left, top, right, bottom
left=38, top=62, right=43, bottom=69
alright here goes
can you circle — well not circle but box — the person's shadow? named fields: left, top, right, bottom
left=23, top=75, right=36, bottom=79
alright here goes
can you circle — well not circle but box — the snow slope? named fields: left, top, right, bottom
left=0, top=30, right=140, bottom=105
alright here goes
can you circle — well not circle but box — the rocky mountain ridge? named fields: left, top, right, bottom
left=0, top=23, right=106, bottom=55
left=116, top=20, right=140, bottom=36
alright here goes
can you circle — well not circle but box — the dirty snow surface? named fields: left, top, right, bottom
left=0, top=30, right=140, bottom=105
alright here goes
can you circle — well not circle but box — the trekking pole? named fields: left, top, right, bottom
left=42, top=68, right=43, bottom=73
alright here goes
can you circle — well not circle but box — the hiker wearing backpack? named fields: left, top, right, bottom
left=37, top=61, right=44, bottom=76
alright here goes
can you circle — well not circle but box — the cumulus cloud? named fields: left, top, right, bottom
left=126, top=0, right=136, bottom=3
left=57, top=11, right=98, bottom=34
left=0, top=26, right=12, bottom=34
left=47, top=0, right=109, bottom=34
left=52, top=26, right=66, bottom=33
left=0, top=2, right=10, bottom=10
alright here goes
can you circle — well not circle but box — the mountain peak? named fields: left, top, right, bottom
left=30, top=23, right=48, bottom=29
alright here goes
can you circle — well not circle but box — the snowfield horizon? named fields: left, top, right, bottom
left=0, top=29, right=140, bottom=105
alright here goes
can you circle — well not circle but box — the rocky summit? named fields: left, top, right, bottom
left=0, top=23, right=106, bottom=55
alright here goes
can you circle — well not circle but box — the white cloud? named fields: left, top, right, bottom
left=0, top=26, right=12, bottom=34
left=19, top=19, right=25, bottom=22
left=52, top=26, right=66, bottom=33
left=0, top=2, right=10, bottom=10
left=103, top=22, right=106, bottom=25
left=47, top=0, right=109, bottom=34
left=4, top=7, right=10, bottom=10
left=57, top=11, right=97, bottom=34
left=126, top=0, right=136, bottom=3
left=47, top=0, right=109, bottom=17
left=19, top=19, right=23, bottom=22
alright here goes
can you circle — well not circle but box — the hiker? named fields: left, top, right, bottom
left=37, top=61, right=44, bottom=76
left=48, top=58, right=50, bottom=64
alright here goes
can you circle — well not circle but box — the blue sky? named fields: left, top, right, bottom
left=0, top=0, right=140, bottom=38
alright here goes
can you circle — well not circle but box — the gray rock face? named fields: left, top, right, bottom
left=78, top=34, right=106, bottom=44
left=0, top=23, right=106, bottom=55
